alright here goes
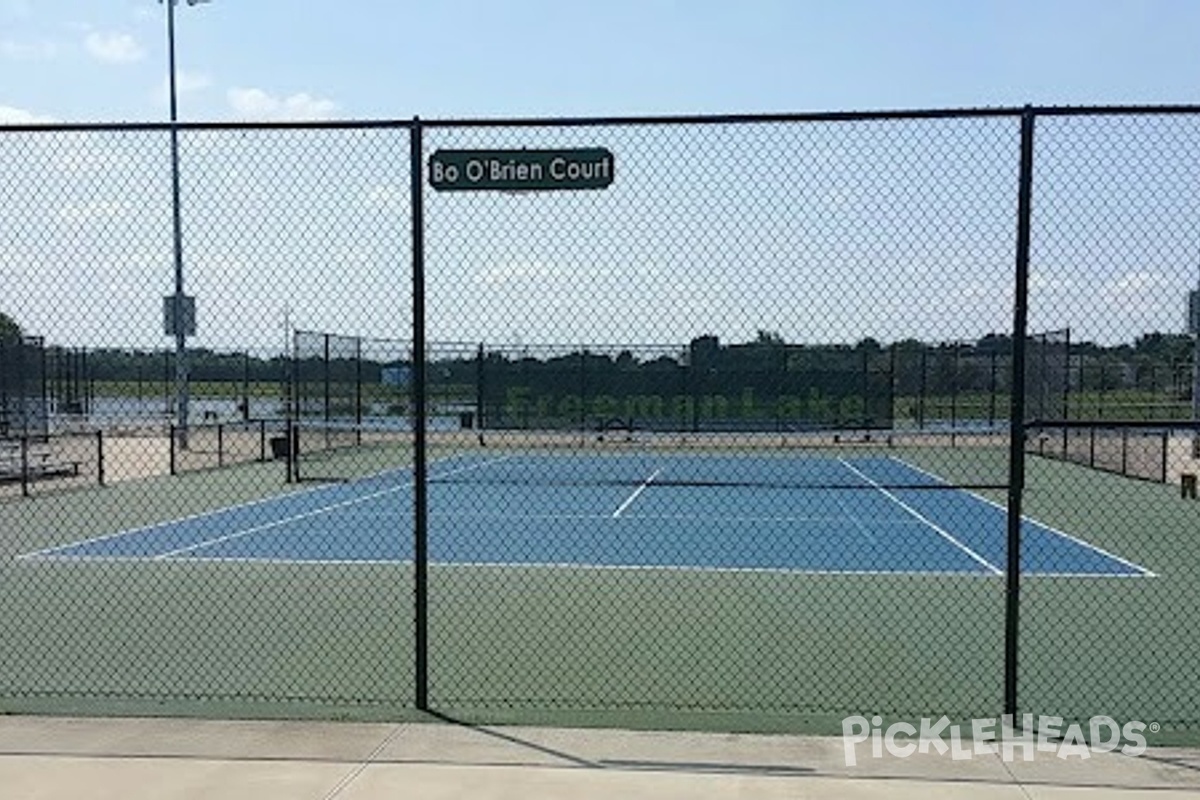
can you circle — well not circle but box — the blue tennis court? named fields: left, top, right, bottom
left=22, top=453, right=1152, bottom=577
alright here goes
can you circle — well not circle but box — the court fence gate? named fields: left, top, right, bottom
left=1, top=106, right=1199, bottom=742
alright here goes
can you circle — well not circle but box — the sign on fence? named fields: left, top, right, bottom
left=429, top=148, right=615, bottom=192
left=163, top=293, right=196, bottom=337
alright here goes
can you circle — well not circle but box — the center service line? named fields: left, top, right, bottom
left=612, top=468, right=662, bottom=518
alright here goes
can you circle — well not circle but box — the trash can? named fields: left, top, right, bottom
left=269, top=435, right=290, bottom=460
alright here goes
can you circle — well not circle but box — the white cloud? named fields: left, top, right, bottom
left=0, top=37, right=58, bottom=60
left=84, top=31, right=145, bottom=64
left=0, top=104, right=55, bottom=124
left=227, top=87, right=339, bottom=120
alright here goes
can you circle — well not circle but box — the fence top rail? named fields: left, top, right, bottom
left=6, top=103, right=1200, bottom=134
left=1028, top=419, right=1200, bottom=430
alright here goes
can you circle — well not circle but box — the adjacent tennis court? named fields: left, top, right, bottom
left=20, top=451, right=1151, bottom=578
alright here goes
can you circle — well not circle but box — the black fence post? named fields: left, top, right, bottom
left=169, top=424, right=177, bottom=476
left=410, top=117, right=430, bottom=712
left=1005, top=106, right=1036, bottom=723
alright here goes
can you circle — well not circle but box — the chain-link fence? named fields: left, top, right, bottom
left=0, top=108, right=1198, bottom=739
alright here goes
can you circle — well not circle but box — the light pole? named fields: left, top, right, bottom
left=161, top=0, right=208, bottom=449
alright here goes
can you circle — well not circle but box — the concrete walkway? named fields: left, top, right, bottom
left=2, top=716, right=1200, bottom=798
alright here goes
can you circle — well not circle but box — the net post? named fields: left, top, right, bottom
left=323, top=334, right=331, bottom=434
left=355, top=336, right=363, bottom=447
left=475, top=343, right=485, bottom=442
left=885, top=344, right=896, bottom=432
left=1005, top=106, right=1036, bottom=722
left=284, top=418, right=295, bottom=484
left=19, top=434, right=29, bottom=498
left=689, top=348, right=699, bottom=434
left=96, top=429, right=105, bottom=487
left=918, top=348, right=928, bottom=429
left=951, top=342, right=961, bottom=446
left=860, top=347, right=869, bottom=430
left=1061, top=329, right=1071, bottom=453
left=989, top=351, right=998, bottom=428
left=579, top=347, right=588, bottom=444
left=169, top=423, right=177, bottom=476
left=1161, top=430, right=1169, bottom=483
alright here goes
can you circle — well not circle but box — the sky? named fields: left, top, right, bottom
left=4, top=0, right=1200, bottom=122
left=2, top=1, right=1200, bottom=353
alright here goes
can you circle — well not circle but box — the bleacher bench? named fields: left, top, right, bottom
left=0, top=440, right=81, bottom=484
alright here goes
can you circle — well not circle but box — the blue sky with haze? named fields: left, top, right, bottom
left=2, top=1, right=1200, bottom=351
left=4, top=1, right=1199, bottom=122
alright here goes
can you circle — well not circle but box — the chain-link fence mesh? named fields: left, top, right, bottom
left=422, top=115, right=1018, bottom=727
left=1021, top=112, right=1200, bottom=740
left=0, top=124, right=414, bottom=718
left=0, top=109, right=1197, bottom=737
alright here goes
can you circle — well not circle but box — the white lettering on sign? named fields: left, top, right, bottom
left=550, top=156, right=611, bottom=182
left=489, top=159, right=545, bottom=182
left=429, top=149, right=614, bottom=190
left=430, top=161, right=459, bottom=183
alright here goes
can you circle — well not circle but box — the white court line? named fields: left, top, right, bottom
left=430, top=510, right=932, bottom=525
left=18, top=454, right=508, bottom=563
left=838, top=458, right=1004, bottom=576
left=22, top=552, right=1158, bottom=577
left=14, top=462, right=411, bottom=561
left=150, top=455, right=513, bottom=560
left=13, top=454, right=487, bottom=561
left=887, top=456, right=1157, bottom=578
left=611, top=468, right=662, bottom=518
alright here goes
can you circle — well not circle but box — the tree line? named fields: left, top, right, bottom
left=1, top=309, right=1196, bottom=402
